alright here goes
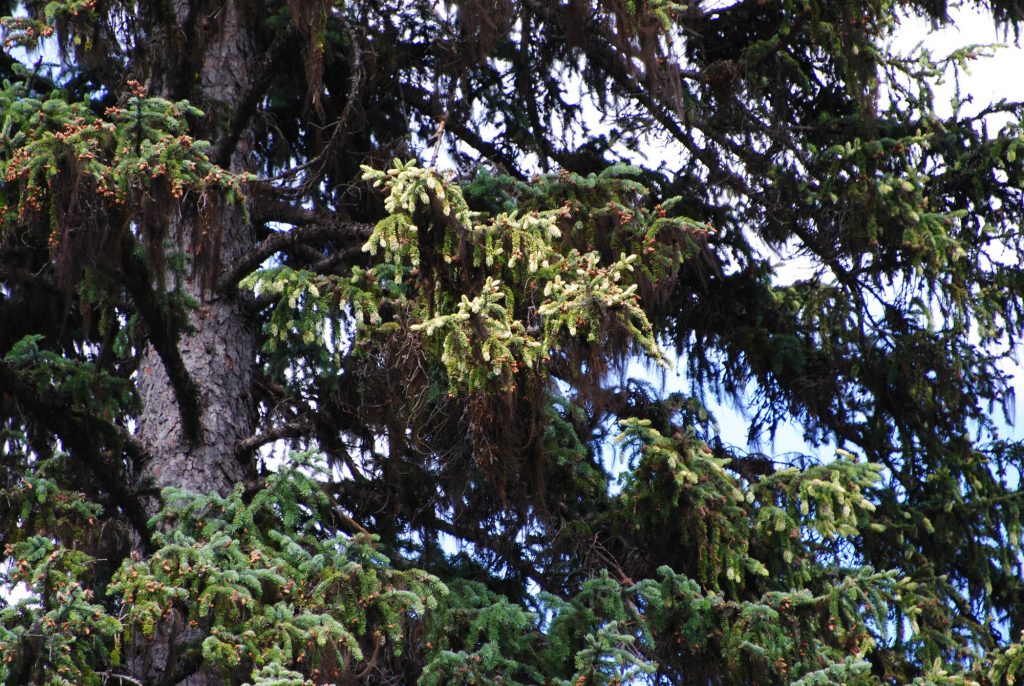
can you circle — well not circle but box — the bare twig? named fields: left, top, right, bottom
left=403, top=84, right=527, bottom=180
left=97, top=671, right=145, bottom=686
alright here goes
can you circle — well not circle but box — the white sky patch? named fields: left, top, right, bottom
left=893, top=6, right=1024, bottom=119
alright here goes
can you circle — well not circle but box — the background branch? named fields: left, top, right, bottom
left=0, top=360, right=155, bottom=550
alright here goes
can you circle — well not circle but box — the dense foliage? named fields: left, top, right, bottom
left=2, top=0, right=1024, bottom=684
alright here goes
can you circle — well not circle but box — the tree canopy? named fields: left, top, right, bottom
left=2, top=0, right=1024, bottom=684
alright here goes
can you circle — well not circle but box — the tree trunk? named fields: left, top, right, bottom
left=135, top=210, right=257, bottom=498
left=135, top=0, right=259, bottom=506
left=128, top=2, right=259, bottom=683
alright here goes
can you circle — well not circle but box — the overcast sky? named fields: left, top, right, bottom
left=898, top=6, right=1024, bottom=112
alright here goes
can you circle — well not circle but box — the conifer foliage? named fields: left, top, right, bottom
left=2, top=0, right=1024, bottom=684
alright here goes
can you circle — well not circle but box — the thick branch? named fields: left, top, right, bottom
left=326, top=497, right=372, bottom=538
left=251, top=192, right=322, bottom=225
left=235, top=420, right=311, bottom=458
left=120, top=242, right=203, bottom=443
left=218, top=218, right=373, bottom=292
left=306, top=246, right=364, bottom=276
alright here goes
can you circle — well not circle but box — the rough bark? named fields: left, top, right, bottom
left=134, top=205, right=257, bottom=498
left=135, top=0, right=260, bottom=494
left=127, top=2, right=259, bottom=683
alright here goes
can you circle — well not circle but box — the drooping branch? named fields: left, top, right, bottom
left=293, top=16, right=367, bottom=196
left=418, top=510, right=561, bottom=596
left=119, top=241, right=203, bottom=443
left=0, top=360, right=155, bottom=550
left=521, top=0, right=751, bottom=193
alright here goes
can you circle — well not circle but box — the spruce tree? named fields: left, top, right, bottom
left=2, top=1, right=1024, bottom=684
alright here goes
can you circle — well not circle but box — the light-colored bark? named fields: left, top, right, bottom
left=136, top=0, right=259, bottom=495
left=135, top=202, right=257, bottom=498
left=128, top=3, right=259, bottom=683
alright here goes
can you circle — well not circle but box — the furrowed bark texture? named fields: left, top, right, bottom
left=136, top=0, right=259, bottom=497
left=128, top=2, right=259, bottom=683
left=136, top=5, right=258, bottom=494
left=135, top=207, right=256, bottom=497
